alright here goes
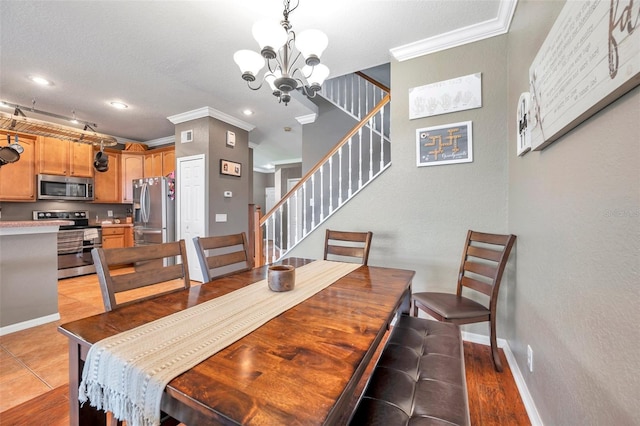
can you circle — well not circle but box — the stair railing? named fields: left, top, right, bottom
left=256, top=81, right=391, bottom=266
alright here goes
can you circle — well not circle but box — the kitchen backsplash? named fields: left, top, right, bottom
left=0, top=201, right=131, bottom=222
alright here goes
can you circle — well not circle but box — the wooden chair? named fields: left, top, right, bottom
left=91, top=240, right=191, bottom=312
left=323, top=229, right=373, bottom=265
left=193, top=232, right=252, bottom=282
left=412, top=230, right=516, bottom=372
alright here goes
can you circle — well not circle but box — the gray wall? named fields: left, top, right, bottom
left=289, top=1, right=640, bottom=423
left=174, top=116, right=250, bottom=237
left=507, top=1, right=639, bottom=424
left=302, top=97, right=358, bottom=175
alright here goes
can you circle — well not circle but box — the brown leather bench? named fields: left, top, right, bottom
left=349, top=315, right=470, bottom=425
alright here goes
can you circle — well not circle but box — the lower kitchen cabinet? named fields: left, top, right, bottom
left=101, top=225, right=134, bottom=249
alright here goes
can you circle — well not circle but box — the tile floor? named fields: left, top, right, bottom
left=0, top=269, right=198, bottom=414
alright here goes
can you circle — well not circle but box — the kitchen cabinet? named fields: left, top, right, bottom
left=0, top=132, right=37, bottom=201
left=162, top=149, right=175, bottom=175
left=93, top=149, right=121, bottom=203
left=38, top=137, right=94, bottom=177
left=101, top=225, right=134, bottom=249
left=121, top=153, right=144, bottom=203
left=144, top=147, right=175, bottom=178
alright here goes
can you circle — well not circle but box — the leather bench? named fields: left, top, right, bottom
left=349, top=315, right=470, bottom=425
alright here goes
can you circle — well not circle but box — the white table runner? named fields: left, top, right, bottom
left=78, top=260, right=360, bottom=426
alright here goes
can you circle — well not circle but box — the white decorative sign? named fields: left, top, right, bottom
left=409, top=73, right=482, bottom=119
left=529, top=0, right=640, bottom=151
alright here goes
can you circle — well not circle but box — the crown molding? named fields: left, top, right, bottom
left=144, top=135, right=175, bottom=148
left=167, top=106, right=255, bottom=132
left=390, top=0, right=518, bottom=61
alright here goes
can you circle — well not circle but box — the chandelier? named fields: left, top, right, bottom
left=233, top=0, right=330, bottom=105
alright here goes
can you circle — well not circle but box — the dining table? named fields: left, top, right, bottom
left=58, top=257, right=415, bottom=425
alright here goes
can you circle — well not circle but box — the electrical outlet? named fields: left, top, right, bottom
left=527, top=345, right=533, bottom=372
left=107, top=210, right=113, bottom=217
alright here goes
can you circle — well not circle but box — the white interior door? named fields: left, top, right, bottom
left=265, top=187, right=276, bottom=213
left=177, top=154, right=206, bottom=282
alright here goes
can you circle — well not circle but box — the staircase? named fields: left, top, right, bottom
left=256, top=72, right=391, bottom=265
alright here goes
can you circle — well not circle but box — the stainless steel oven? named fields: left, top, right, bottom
left=33, top=210, right=102, bottom=279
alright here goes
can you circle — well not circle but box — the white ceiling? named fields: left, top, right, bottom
left=0, top=0, right=515, bottom=171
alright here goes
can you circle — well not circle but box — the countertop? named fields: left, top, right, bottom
left=98, top=222, right=134, bottom=228
left=0, top=220, right=73, bottom=236
left=0, top=220, right=73, bottom=228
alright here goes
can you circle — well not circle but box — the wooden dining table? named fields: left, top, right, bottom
left=58, top=258, right=415, bottom=425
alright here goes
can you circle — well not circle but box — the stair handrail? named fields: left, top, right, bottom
left=355, top=71, right=390, bottom=93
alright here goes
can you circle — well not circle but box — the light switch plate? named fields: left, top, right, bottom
left=215, top=214, right=227, bottom=222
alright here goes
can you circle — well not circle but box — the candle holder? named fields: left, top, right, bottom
left=267, top=265, right=295, bottom=292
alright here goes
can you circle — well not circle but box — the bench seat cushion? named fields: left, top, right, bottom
left=350, top=315, right=469, bottom=425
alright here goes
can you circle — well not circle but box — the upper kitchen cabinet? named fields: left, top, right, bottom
left=0, top=132, right=37, bottom=201
left=144, top=146, right=175, bottom=178
left=93, top=148, right=121, bottom=203
left=121, top=152, right=144, bottom=203
left=38, top=137, right=94, bottom=177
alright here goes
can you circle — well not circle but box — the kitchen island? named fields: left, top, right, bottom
left=0, top=220, right=71, bottom=335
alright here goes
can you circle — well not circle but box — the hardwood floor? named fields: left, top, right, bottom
left=0, top=272, right=529, bottom=425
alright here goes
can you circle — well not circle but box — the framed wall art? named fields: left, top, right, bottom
left=416, top=121, right=473, bottom=167
left=220, top=159, right=241, bottom=177
left=516, top=92, right=532, bottom=156
left=409, top=73, right=482, bottom=119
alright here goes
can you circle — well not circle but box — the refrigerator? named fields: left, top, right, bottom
left=132, top=177, right=175, bottom=249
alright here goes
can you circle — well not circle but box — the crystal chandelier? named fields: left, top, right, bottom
left=233, top=0, right=330, bottom=106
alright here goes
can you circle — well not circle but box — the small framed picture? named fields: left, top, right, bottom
left=416, top=121, right=473, bottom=167
left=220, top=159, right=241, bottom=177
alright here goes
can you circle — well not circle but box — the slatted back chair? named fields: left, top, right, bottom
left=193, top=232, right=252, bottom=282
left=412, top=230, right=516, bottom=372
left=323, top=229, right=373, bottom=265
left=91, top=240, right=191, bottom=312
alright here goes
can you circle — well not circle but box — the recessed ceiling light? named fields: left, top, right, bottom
left=28, top=75, right=52, bottom=86
left=110, top=101, right=128, bottom=109
left=243, top=109, right=253, bottom=116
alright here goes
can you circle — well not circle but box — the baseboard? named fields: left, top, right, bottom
left=0, top=313, right=60, bottom=336
left=462, top=332, right=543, bottom=426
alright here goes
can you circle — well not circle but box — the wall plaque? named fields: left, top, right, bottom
left=529, top=0, right=640, bottom=151
left=409, top=73, right=482, bottom=119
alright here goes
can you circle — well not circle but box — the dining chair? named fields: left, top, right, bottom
left=323, top=229, right=373, bottom=265
left=412, top=230, right=516, bottom=372
left=91, top=240, right=191, bottom=312
left=193, top=232, right=252, bottom=282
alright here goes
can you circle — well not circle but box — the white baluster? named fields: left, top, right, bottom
left=311, top=174, right=316, bottom=228
left=338, top=146, right=343, bottom=205
left=358, top=128, right=363, bottom=189
left=369, top=116, right=374, bottom=179
left=328, top=156, right=333, bottom=214
left=348, top=139, right=353, bottom=197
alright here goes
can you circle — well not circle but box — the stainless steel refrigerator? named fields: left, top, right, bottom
left=132, top=177, right=175, bottom=248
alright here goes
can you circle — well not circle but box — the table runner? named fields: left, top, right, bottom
left=78, top=260, right=360, bottom=426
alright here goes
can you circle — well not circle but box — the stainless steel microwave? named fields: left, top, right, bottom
left=37, top=174, right=94, bottom=201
